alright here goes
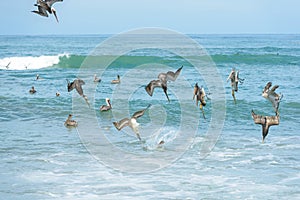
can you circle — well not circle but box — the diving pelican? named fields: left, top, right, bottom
left=100, top=98, right=112, bottom=111
left=251, top=110, right=279, bottom=143
left=113, top=105, right=151, bottom=141
left=145, top=66, right=183, bottom=102
left=262, top=82, right=283, bottom=115
left=32, top=0, right=63, bottom=23
left=67, top=78, right=90, bottom=107
left=193, top=83, right=209, bottom=119
left=227, top=68, right=244, bottom=104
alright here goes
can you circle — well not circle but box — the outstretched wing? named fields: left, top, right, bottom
left=193, top=83, right=199, bottom=100
left=266, top=115, right=280, bottom=126
left=145, top=80, right=162, bottom=96
left=45, top=0, right=63, bottom=7
left=270, top=85, right=279, bottom=94
left=32, top=5, right=48, bottom=17
left=132, top=105, right=151, bottom=119
left=263, top=82, right=272, bottom=92
left=166, top=65, right=183, bottom=81
left=113, top=118, right=130, bottom=131
left=251, top=110, right=264, bottom=125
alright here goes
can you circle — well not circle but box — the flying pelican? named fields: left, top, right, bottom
left=67, top=78, right=90, bottom=107
left=113, top=105, right=151, bottom=141
left=111, top=75, right=120, bottom=84
left=145, top=66, right=183, bottom=102
left=64, top=114, right=78, bottom=127
left=262, top=82, right=283, bottom=115
left=32, top=0, right=63, bottom=23
left=227, top=68, right=244, bottom=104
left=251, top=110, right=279, bottom=143
left=94, top=74, right=101, bottom=83
left=29, top=86, right=37, bottom=94
left=100, top=98, right=112, bottom=111
left=193, top=83, right=208, bottom=119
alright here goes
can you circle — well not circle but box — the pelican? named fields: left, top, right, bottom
left=262, top=82, right=283, bottom=115
left=100, top=98, right=112, bottom=111
left=145, top=79, right=169, bottom=102
left=227, top=68, right=244, bottom=104
left=251, top=110, right=279, bottom=143
left=29, top=86, right=36, bottom=94
left=145, top=66, right=183, bottom=102
left=36, top=74, right=40, bottom=80
left=67, top=78, right=90, bottom=107
left=111, top=75, right=120, bottom=84
left=113, top=105, right=151, bottom=141
left=32, top=0, right=63, bottom=23
left=94, top=74, right=101, bottom=83
left=56, top=92, right=60, bottom=97
left=64, top=114, right=78, bottom=127
left=193, top=83, right=208, bottom=119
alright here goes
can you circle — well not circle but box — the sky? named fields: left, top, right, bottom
left=0, top=0, right=299, bottom=35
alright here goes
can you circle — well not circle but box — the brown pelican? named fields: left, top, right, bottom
left=67, top=78, right=90, bottom=107
left=29, top=86, right=37, bottom=94
left=64, top=114, right=78, bottom=127
left=36, top=74, right=40, bottom=80
left=145, top=66, right=183, bottom=102
left=113, top=105, right=151, bottom=141
left=100, top=98, right=112, bottom=111
left=94, top=74, right=101, bottom=83
left=32, top=0, right=63, bottom=23
left=56, top=92, right=60, bottom=97
left=193, top=83, right=208, bottom=119
left=262, top=82, right=283, bottom=115
left=251, top=110, right=279, bottom=143
left=111, top=75, right=120, bottom=84
left=227, top=68, right=244, bottom=104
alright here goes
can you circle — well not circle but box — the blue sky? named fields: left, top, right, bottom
left=0, top=0, right=299, bottom=35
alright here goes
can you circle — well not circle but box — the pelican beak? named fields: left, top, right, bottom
left=53, top=10, right=59, bottom=23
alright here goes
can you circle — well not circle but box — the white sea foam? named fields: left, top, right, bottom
left=0, top=53, right=69, bottom=70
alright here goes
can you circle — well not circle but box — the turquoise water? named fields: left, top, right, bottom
left=0, top=34, right=300, bottom=199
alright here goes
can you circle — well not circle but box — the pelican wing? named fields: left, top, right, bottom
left=251, top=110, right=264, bottom=125
left=32, top=5, right=48, bottom=17
left=166, top=66, right=183, bottom=81
left=193, top=83, right=199, bottom=100
left=113, top=118, right=130, bottom=131
left=74, top=83, right=84, bottom=96
left=270, top=85, right=279, bottom=94
left=45, top=0, right=63, bottom=7
left=266, top=115, right=280, bottom=126
left=132, top=105, right=151, bottom=119
left=145, top=80, right=162, bottom=96
left=264, top=82, right=272, bottom=92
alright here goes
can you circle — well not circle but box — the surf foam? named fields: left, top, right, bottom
left=0, top=54, right=69, bottom=70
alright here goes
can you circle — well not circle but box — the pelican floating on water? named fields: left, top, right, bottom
left=29, top=86, right=37, bottom=94
left=262, top=82, right=283, bottom=115
left=251, top=110, right=279, bottom=143
left=111, top=75, right=120, bottom=84
left=193, top=83, right=208, bottom=119
left=100, top=98, right=112, bottom=111
left=64, top=114, right=78, bottom=127
left=227, top=68, right=244, bottom=104
left=94, top=74, right=101, bottom=83
left=32, top=0, right=63, bottom=23
left=67, top=78, right=90, bottom=107
left=113, top=105, right=151, bottom=141
left=145, top=66, right=183, bottom=102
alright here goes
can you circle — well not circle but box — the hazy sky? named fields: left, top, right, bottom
left=0, top=0, right=299, bottom=35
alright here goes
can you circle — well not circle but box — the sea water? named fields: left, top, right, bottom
left=0, top=34, right=299, bottom=199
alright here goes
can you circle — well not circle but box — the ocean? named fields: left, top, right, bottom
left=0, top=32, right=299, bottom=199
